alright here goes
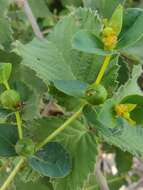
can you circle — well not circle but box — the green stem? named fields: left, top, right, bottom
left=0, top=158, right=25, bottom=190
left=36, top=55, right=111, bottom=151
left=93, top=55, right=111, bottom=86
left=36, top=106, right=84, bottom=150
left=3, top=81, right=10, bottom=90
left=15, top=111, right=23, bottom=139
left=3, top=81, right=23, bottom=139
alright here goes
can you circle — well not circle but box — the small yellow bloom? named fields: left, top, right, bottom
left=102, top=35, right=117, bottom=50
left=115, top=104, right=137, bottom=125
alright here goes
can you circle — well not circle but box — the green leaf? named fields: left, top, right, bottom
left=121, top=8, right=143, bottom=35
left=117, top=57, right=130, bottom=86
left=15, top=38, right=75, bottom=84
left=121, top=34, right=143, bottom=63
left=0, top=108, right=11, bottom=123
left=0, top=0, right=10, bottom=16
left=0, top=18, right=13, bottom=47
left=52, top=121, right=97, bottom=190
left=0, top=63, right=12, bottom=84
left=28, top=118, right=97, bottom=190
left=61, top=0, right=82, bottom=7
left=15, top=178, right=53, bottom=190
left=18, top=166, right=41, bottom=183
left=121, top=95, right=143, bottom=124
left=84, top=107, right=143, bottom=156
left=48, top=8, right=103, bottom=83
left=102, top=55, right=120, bottom=96
left=53, top=80, right=89, bottom=97
left=72, top=30, right=115, bottom=55
left=114, top=65, right=143, bottom=102
left=83, top=0, right=125, bottom=18
left=100, top=119, right=143, bottom=156
left=46, top=84, right=85, bottom=112
left=97, top=99, right=117, bottom=128
left=109, top=4, right=123, bottom=36
left=11, top=65, right=46, bottom=120
left=0, top=49, right=21, bottom=64
left=29, top=0, right=51, bottom=18
left=28, top=142, right=72, bottom=178
left=0, top=124, right=18, bottom=156
left=118, top=10, right=143, bottom=48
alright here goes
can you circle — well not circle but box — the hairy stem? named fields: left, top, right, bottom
left=17, top=0, right=43, bottom=39
left=94, top=55, right=111, bottom=86
left=0, top=158, right=25, bottom=190
left=36, top=106, right=84, bottom=150
left=3, top=81, right=23, bottom=139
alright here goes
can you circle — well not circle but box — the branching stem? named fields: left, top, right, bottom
left=36, top=106, right=84, bottom=150
left=37, top=55, right=112, bottom=150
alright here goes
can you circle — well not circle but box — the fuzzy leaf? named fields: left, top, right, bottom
left=0, top=108, right=11, bottom=123
left=121, top=95, right=143, bottom=124
left=84, top=107, right=143, bottom=157
left=109, top=4, right=123, bottom=36
left=53, top=80, right=89, bottom=97
left=100, top=119, right=143, bottom=157
left=118, top=10, right=143, bottom=48
left=29, top=0, right=51, bottom=18
left=28, top=142, right=72, bottom=178
left=102, top=55, right=120, bottom=95
left=29, top=118, right=97, bottom=190
left=83, top=0, right=125, bottom=18
left=53, top=121, right=97, bottom=190
left=72, top=30, right=114, bottom=55
left=15, top=178, right=53, bottom=190
left=48, top=8, right=103, bottom=83
left=0, top=18, right=13, bottom=47
left=0, top=124, right=18, bottom=156
left=114, top=65, right=143, bottom=102
left=0, top=0, right=10, bottom=16
left=15, top=38, right=75, bottom=84
left=121, top=8, right=143, bottom=35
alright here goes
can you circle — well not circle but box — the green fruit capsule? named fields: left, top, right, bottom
left=0, top=89, right=20, bottom=109
left=15, top=138, right=35, bottom=157
left=85, top=84, right=107, bottom=105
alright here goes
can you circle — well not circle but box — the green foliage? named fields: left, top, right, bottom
left=53, top=80, right=88, bottom=97
left=1, top=1, right=143, bottom=190
left=0, top=63, right=12, bottom=84
left=83, top=0, right=125, bottom=18
left=0, top=18, right=13, bottom=47
left=72, top=30, right=113, bottom=55
left=28, top=142, right=72, bottom=178
left=15, top=39, right=75, bottom=84
left=118, top=9, right=143, bottom=48
left=109, top=4, right=123, bottom=35
left=0, top=124, right=18, bottom=156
